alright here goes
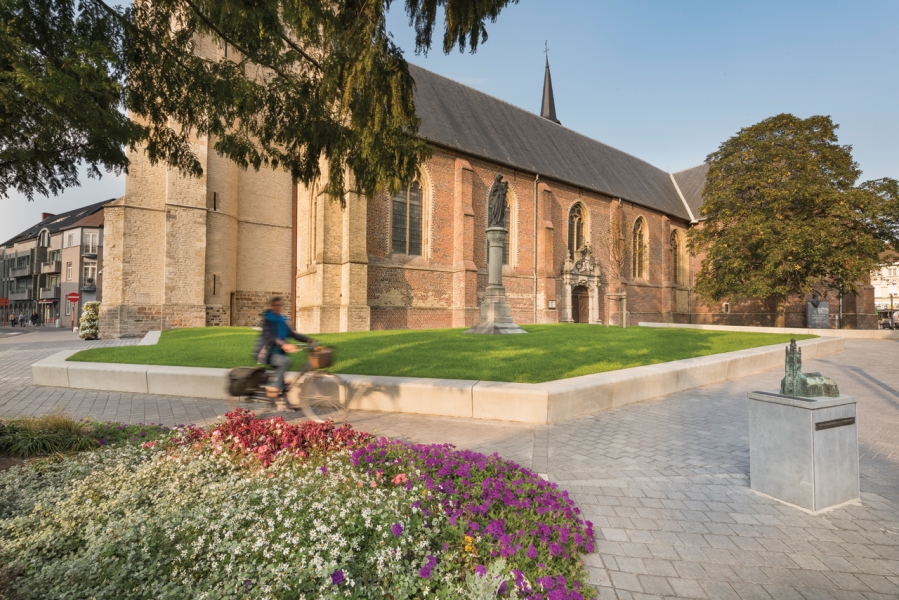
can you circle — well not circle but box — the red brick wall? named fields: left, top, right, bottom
left=364, top=146, right=702, bottom=329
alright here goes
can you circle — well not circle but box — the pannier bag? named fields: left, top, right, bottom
left=228, top=367, right=268, bottom=397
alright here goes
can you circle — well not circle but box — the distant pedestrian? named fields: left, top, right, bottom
left=17, top=312, right=24, bottom=327
left=892, top=310, right=898, bottom=330
left=31, top=312, right=38, bottom=327
left=8, top=312, right=14, bottom=327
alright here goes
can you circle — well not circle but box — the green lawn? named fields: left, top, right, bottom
left=68, top=325, right=814, bottom=384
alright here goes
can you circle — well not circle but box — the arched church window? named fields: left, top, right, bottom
left=391, top=181, right=423, bottom=255
left=670, top=230, right=682, bottom=285
left=632, top=218, right=647, bottom=280
left=568, top=203, right=586, bottom=258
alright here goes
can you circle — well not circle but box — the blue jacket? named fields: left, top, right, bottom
left=257, top=310, right=312, bottom=363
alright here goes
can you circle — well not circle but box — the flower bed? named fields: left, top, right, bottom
left=0, top=410, right=595, bottom=599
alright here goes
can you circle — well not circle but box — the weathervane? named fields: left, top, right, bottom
left=544, top=40, right=549, bottom=60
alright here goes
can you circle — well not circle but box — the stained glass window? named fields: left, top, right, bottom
left=391, top=182, right=423, bottom=256
left=633, top=218, right=646, bottom=280
left=670, top=230, right=681, bottom=285
left=568, top=204, right=585, bottom=259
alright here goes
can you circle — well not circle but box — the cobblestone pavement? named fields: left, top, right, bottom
left=1, top=330, right=898, bottom=600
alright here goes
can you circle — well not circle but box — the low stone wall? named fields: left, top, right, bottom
left=32, top=338, right=844, bottom=424
left=639, top=322, right=899, bottom=340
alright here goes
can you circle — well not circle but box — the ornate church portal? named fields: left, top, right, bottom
left=561, top=245, right=603, bottom=324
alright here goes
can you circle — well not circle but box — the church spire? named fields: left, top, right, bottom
left=541, top=50, right=560, bottom=124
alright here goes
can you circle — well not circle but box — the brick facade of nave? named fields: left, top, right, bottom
left=98, top=136, right=876, bottom=339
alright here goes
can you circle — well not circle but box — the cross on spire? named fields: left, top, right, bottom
left=540, top=42, right=559, bottom=124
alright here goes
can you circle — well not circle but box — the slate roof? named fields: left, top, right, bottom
left=672, top=163, right=710, bottom=221
left=410, top=64, right=696, bottom=221
left=2, top=198, right=113, bottom=247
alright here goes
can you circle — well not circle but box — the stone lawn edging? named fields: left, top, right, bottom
left=30, top=337, right=844, bottom=424
left=640, top=321, right=899, bottom=340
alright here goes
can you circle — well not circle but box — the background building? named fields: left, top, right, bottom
left=872, top=257, right=899, bottom=312
left=1, top=200, right=110, bottom=327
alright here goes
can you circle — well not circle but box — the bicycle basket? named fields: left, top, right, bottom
left=308, top=347, right=333, bottom=369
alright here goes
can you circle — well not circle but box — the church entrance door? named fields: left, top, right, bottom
left=572, top=286, right=589, bottom=323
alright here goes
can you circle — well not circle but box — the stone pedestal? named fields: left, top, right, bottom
left=466, top=227, right=526, bottom=335
left=748, top=391, right=859, bottom=512
left=807, top=301, right=830, bottom=329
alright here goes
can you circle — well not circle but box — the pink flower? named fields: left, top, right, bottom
left=392, top=473, right=408, bottom=485
left=141, top=441, right=157, bottom=449
left=370, top=481, right=377, bottom=488
left=357, top=482, right=364, bottom=488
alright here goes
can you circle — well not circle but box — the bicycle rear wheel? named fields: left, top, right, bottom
left=287, top=372, right=347, bottom=423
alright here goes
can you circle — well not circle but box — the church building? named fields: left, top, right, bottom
left=98, top=56, right=874, bottom=338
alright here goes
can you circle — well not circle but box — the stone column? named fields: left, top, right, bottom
left=465, top=227, right=526, bottom=334
left=561, top=280, right=573, bottom=323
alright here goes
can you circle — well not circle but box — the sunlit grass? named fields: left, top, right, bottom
left=68, top=325, right=814, bottom=383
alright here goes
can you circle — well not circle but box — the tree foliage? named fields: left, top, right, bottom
left=0, top=0, right=139, bottom=199
left=1, top=0, right=518, bottom=201
left=689, top=113, right=899, bottom=306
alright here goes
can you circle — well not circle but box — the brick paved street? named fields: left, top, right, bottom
left=1, top=329, right=898, bottom=599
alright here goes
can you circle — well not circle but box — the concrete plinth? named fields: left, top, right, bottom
left=466, top=227, right=526, bottom=335
left=748, top=391, right=859, bottom=513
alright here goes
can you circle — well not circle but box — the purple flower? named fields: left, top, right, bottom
left=140, top=431, right=146, bottom=438
left=418, top=566, right=431, bottom=579
left=319, top=466, right=328, bottom=475
left=330, top=570, right=344, bottom=585
left=536, top=576, right=556, bottom=590
left=526, top=544, right=538, bottom=559
left=98, top=439, right=106, bottom=445
left=391, top=523, right=403, bottom=537
left=474, top=564, right=486, bottom=577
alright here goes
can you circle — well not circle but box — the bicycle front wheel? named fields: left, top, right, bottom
left=288, top=372, right=347, bottom=423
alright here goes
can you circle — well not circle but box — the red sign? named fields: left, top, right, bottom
left=0, top=298, right=7, bottom=307
left=66, top=292, right=80, bottom=303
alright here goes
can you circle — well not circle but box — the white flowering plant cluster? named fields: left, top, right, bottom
left=78, top=300, right=100, bottom=340
left=0, top=443, right=514, bottom=599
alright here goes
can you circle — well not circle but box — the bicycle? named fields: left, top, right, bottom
left=228, top=345, right=347, bottom=423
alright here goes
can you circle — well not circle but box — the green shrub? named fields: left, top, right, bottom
left=0, top=412, right=170, bottom=458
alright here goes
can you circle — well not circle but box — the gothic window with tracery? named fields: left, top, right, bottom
left=391, top=181, right=423, bottom=255
left=670, top=229, right=682, bottom=285
left=568, top=203, right=586, bottom=258
left=633, top=218, right=647, bottom=280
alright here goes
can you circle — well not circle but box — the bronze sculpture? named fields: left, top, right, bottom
left=780, top=338, right=839, bottom=397
left=488, top=173, right=508, bottom=228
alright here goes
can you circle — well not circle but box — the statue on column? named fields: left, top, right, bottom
left=466, top=172, right=526, bottom=335
left=488, top=174, right=508, bottom=228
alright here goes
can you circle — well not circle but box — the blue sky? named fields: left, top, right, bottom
left=4, top=0, right=897, bottom=242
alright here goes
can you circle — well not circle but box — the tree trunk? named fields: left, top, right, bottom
left=774, top=296, right=786, bottom=328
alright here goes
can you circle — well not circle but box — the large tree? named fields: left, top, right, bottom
left=1, top=0, right=517, bottom=201
left=689, top=113, right=899, bottom=326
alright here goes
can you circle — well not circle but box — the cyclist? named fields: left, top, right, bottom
left=256, top=297, right=315, bottom=398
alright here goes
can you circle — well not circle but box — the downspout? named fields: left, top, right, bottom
left=533, top=174, right=540, bottom=324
